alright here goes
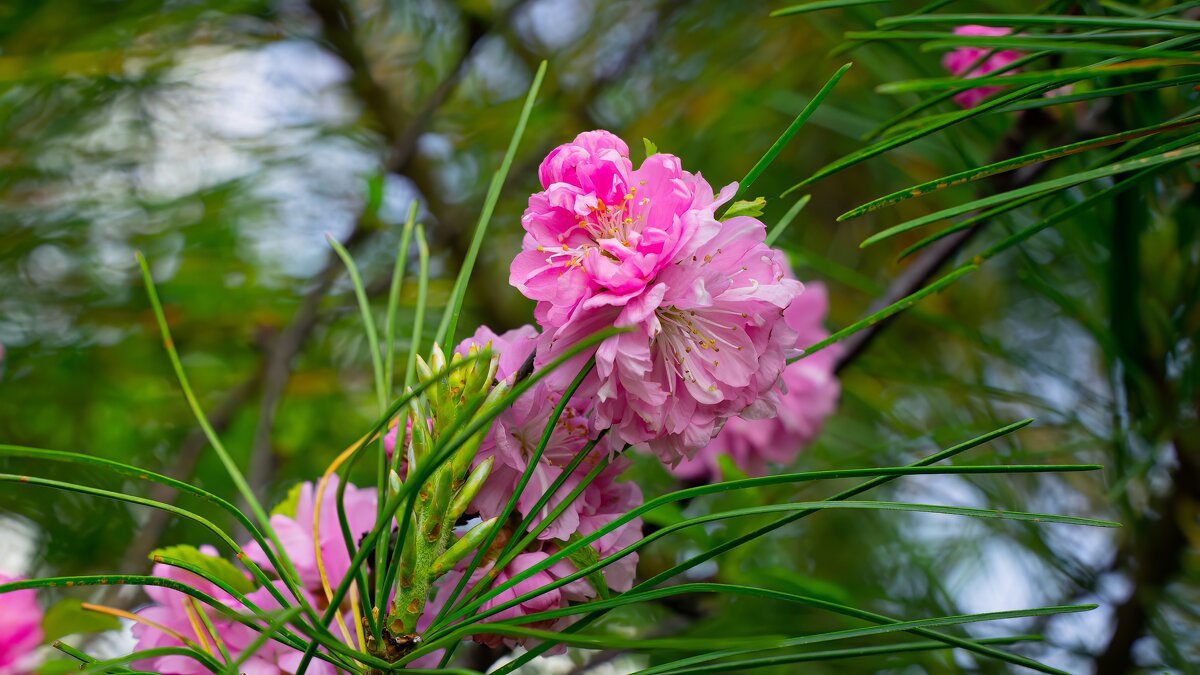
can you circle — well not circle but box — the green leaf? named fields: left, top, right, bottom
left=641, top=501, right=687, bottom=528
left=135, top=254, right=320, bottom=625
left=269, top=482, right=303, bottom=518
left=35, top=660, right=81, bottom=675
left=740, top=62, right=851, bottom=200
left=858, top=144, right=1200, bottom=248
left=721, top=197, right=767, bottom=220
left=876, top=13, right=1200, bottom=32
left=149, top=544, right=255, bottom=594
left=643, top=137, right=658, bottom=158
left=637, top=603, right=1097, bottom=675
left=446, top=462, right=1112, bottom=630
left=434, top=60, right=547, bottom=348
left=563, top=533, right=609, bottom=599
left=749, top=567, right=853, bottom=604
left=785, top=80, right=1054, bottom=193
left=717, top=454, right=751, bottom=482
left=841, top=114, right=1200, bottom=221
left=484, top=421, right=1052, bottom=675
left=328, top=235, right=386, bottom=414
left=791, top=265, right=978, bottom=361
left=921, top=37, right=1200, bottom=61
left=41, top=599, right=120, bottom=642
left=765, top=194, right=810, bottom=246
left=677, top=635, right=1042, bottom=671
left=876, top=60, right=1195, bottom=96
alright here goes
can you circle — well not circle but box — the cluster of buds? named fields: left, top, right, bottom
left=372, top=342, right=506, bottom=660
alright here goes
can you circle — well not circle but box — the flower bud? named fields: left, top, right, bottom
left=423, top=465, right=453, bottom=542
left=414, top=354, right=433, bottom=383
left=448, top=456, right=492, bottom=523
left=430, top=517, right=498, bottom=578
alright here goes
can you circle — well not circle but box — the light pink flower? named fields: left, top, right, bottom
left=456, top=324, right=639, bottom=564
left=942, top=25, right=1023, bottom=108
left=454, top=325, right=641, bottom=595
left=511, top=131, right=724, bottom=329
left=131, top=547, right=334, bottom=675
left=673, top=283, right=840, bottom=480
left=446, top=552, right=570, bottom=649
left=132, top=477, right=377, bottom=675
left=0, top=574, right=42, bottom=675
left=242, top=477, right=378, bottom=596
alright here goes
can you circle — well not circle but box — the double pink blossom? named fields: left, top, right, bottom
left=510, top=132, right=708, bottom=329
left=673, top=283, right=840, bottom=480
left=0, top=574, right=42, bottom=675
left=942, top=25, right=1023, bottom=108
left=516, top=131, right=803, bottom=463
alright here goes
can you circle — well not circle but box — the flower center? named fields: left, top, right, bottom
left=653, top=306, right=747, bottom=394
left=536, top=184, right=651, bottom=268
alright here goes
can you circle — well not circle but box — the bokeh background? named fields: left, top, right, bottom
left=1, top=1, right=1197, bottom=673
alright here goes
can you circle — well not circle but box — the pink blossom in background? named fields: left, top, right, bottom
left=242, top=477, right=378, bottom=596
left=0, top=574, right=42, bottom=675
left=130, top=549, right=336, bottom=675
left=456, top=324, right=541, bottom=384
left=132, top=478, right=377, bottom=675
left=444, top=552, right=570, bottom=649
left=941, top=25, right=1024, bottom=108
left=673, top=283, right=840, bottom=480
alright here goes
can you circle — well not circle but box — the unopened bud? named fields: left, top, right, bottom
left=430, top=517, right=498, bottom=578
left=448, top=456, right=492, bottom=523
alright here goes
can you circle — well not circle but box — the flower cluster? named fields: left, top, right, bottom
left=512, top=130, right=804, bottom=463
left=0, top=574, right=42, bottom=675
left=31, top=129, right=837, bottom=674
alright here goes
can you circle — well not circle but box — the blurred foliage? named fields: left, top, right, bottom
left=1, top=0, right=1198, bottom=673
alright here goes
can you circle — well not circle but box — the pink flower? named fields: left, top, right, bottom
left=132, top=476, right=378, bottom=675
left=132, top=547, right=335, bottom=675
left=453, top=326, right=638, bottom=562
left=515, top=131, right=804, bottom=463
left=942, top=25, right=1023, bottom=108
left=446, top=552, right=570, bottom=649
left=0, top=575, right=42, bottom=675
left=673, top=283, right=840, bottom=480
left=511, top=131, right=723, bottom=329
left=547, top=464, right=642, bottom=601
left=457, top=324, right=541, bottom=384
left=539, top=207, right=803, bottom=464
left=455, top=325, right=642, bottom=596
left=242, top=477, right=378, bottom=596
